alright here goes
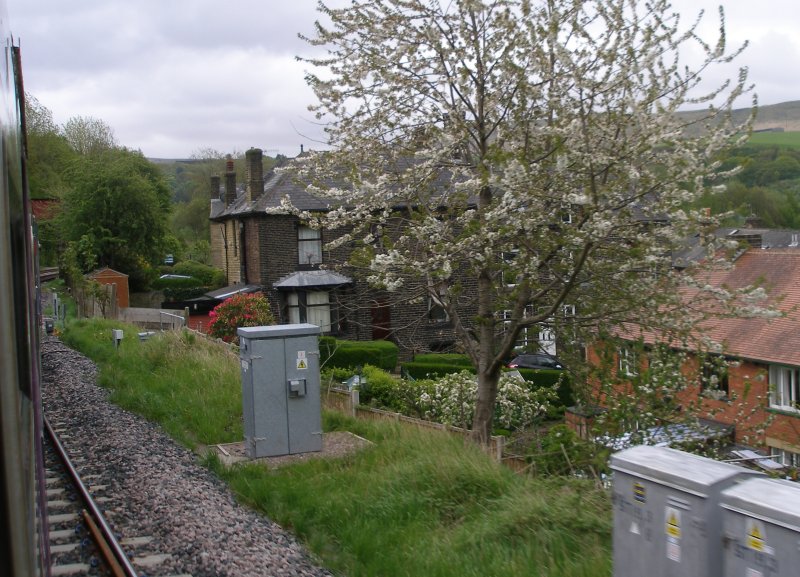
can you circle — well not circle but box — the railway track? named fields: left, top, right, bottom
left=44, top=418, right=193, bottom=577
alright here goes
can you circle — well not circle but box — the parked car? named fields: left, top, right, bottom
left=506, top=353, right=564, bottom=370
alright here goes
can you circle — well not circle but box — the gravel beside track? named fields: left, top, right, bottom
left=41, top=336, right=335, bottom=577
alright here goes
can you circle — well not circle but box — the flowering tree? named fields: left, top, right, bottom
left=208, top=292, right=275, bottom=344
left=289, top=0, right=762, bottom=444
left=419, top=371, right=558, bottom=431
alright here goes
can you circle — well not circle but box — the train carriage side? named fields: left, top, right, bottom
left=0, top=3, right=49, bottom=576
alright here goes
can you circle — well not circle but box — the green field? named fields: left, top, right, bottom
left=747, top=131, right=800, bottom=147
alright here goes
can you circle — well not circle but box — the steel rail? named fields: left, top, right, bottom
left=44, top=416, right=139, bottom=577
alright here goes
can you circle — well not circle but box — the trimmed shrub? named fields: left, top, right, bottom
left=401, top=361, right=476, bottom=380
left=410, top=353, right=473, bottom=367
left=401, top=352, right=476, bottom=379
left=320, top=338, right=398, bottom=373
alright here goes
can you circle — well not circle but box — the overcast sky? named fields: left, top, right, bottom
left=10, top=0, right=800, bottom=159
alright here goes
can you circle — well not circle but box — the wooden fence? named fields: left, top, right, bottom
left=322, top=385, right=510, bottom=463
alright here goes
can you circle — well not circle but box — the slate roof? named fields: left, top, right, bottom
left=210, top=154, right=467, bottom=220
left=273, top=270, right=352, bottom=289
left=204, top=284, right=262, bottom=300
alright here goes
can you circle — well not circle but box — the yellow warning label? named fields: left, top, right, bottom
left=633, top=482, right=646, bottom=503
left=746, top=520, right=765, bottom=551
left=297, top=359, right=307, bottom=369
left=665, top=507, right=681, bottom=539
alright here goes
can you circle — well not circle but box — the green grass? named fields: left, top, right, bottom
left=61, top=319, right=243, bottom=447
left=61, top=318, right=611, bottom=577
left=747, top=131, right=800, bottom=148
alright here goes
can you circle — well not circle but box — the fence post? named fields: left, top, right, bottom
left=351, top=388, right=359, bottom=418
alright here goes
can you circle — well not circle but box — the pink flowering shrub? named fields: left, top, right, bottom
left=208, top=292, right=275, bottom=344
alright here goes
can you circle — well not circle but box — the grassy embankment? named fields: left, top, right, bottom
left=60, top=318, right=611, bottom=577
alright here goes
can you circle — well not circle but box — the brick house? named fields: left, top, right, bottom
left=209, top=148, right=470, bottom=358
left=579, top=236, right=800, bottom=466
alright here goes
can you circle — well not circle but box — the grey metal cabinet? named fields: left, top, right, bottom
left=238, top=324, right=323, bottom=458
left=721, top=477, right=800, bottom=577
left=611, top=445, right=761, bottom=577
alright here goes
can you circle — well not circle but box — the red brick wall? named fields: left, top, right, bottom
left=584, top=343, right=800, bottom=450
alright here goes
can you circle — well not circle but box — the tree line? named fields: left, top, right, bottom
left=699, top=144, right=800, bottom=228
left=25, top=95, right=277, bottom=291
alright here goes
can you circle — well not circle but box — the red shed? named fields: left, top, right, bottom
left=87, top=267, right=129, bottom=308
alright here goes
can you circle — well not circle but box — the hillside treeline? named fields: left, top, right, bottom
left=700, top=144, right=800, bottom=228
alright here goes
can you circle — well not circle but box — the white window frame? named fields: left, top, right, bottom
left=287, top=290, right=333, bottom=332
left=619, top=347, right=638, bottom=377
left=298, top=225, right=322, bottom=266
left=769, top=365, right=800, bottom=412
left=775, top=448, right=800, bottom=468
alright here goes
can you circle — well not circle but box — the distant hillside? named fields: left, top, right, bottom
left=679, top=100, right=800, bottom=133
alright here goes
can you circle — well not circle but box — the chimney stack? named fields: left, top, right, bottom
left=245, top=148, right=263, bottom=203
left=224, top=157, right=236, bottom=207
left=210, top=175, right=221, bottom=201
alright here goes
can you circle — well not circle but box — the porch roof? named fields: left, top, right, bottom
left=273, top=270, right=352, bottom=289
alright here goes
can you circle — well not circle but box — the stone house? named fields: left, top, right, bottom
left=209, top=148, right=471, bottom=358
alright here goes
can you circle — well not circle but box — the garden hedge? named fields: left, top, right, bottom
left=401, top=361, right=476, bottom=380
left=319, top=337, right=398, bottom=373
left=515, top=368, right=574, bottom=408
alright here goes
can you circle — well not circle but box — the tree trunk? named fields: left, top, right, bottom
left=472, top=369, right=500, bottom=445
left=471, top=261, right=499, bottom=445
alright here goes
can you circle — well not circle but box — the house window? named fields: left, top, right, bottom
left=287, top=290, right=334, bottom=332
left=769, top=365, right=800, bottom=411
left=539, top=326, right=556, bottom=356
left=428, top=297, right=448, bottom=323
left=501, top=305, right=538, bottom=350
left=619, top=346, right=638, bottom=377
left=298, top=225, right=322, bottom=266
left=501, top=249, right=520, bottom=288
left=775, top=448, right=800, bottom=468
left=700, top=355, right=729, bottom=399
left=428, top=284, right=449, bottom=323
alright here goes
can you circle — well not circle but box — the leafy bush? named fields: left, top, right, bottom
left=151, top=275, right=201, bottom=290
left=172, top=260, right=226, bottom=287
left=152, top=275, right=210, bottom=302
left=357, top=366, right=433, bottom=415
left=320, top=338, right=398, bottom=372
left=208, top=292, right=274, bottom=344
left=162, top=286, right=210, bottom=302
left=527, top=424, right=610, bottom=477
